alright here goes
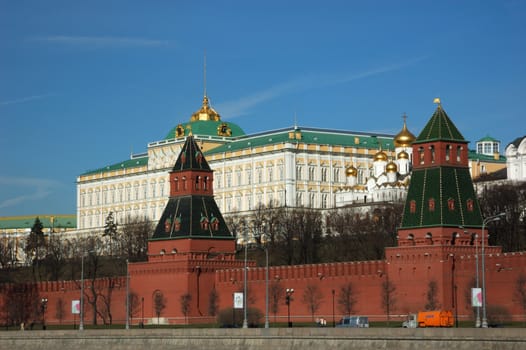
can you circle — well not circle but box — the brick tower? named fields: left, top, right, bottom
left=386, top=100, right=489, bottom=315
left=130, top=136, right=241, bottom=324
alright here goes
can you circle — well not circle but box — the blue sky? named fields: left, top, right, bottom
left=1, top=0, right=525, bottom=217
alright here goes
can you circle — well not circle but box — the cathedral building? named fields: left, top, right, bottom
left=335, top=117, right=414, bottom=206
left=506, top=135, right=526, bottom=181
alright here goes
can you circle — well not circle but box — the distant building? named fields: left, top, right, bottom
left=468, top=136, right=507, bottom=179
left=0, top=215, right=76, bottom=265
left=335, top=117, right=414, bottom=206
left=505, top=135, right=526, bottom=181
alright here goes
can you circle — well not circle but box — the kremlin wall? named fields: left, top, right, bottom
left=2, top=102, right=526, bottom=328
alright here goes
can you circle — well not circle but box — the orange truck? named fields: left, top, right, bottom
left=402, top=310, right=454, bottom=328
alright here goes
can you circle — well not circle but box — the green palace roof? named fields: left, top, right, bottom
left=0, top=215, right=76, bottom=230
left=205, top=127, right=395, bottom=155
left=81, top=156, right=148, bottom=176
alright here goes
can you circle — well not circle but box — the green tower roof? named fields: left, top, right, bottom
left=400, top=167, right=483, bottom=229
left=415, top=105, right=465, bottom=144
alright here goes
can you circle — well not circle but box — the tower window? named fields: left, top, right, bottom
left=428, top=198, right=435, bottom=212
left=410, top=200, right=417, bottom=213
left=418, top=147, right=424, bottom=165
left=448, top=198, right=455, bottom=211
left=467, top=199, right=474, bottom=212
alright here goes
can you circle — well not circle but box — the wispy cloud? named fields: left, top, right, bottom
left=0, top=94, right=52, bottom=106
left=35, top=35, right=172, bottom=49
left=217, top=56, right=428, bottom=119
left=0, top=177, right=62, bottom=210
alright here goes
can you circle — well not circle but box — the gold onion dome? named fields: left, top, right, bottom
left=346, top=164, right=358, bottom=177
left=374, top=150, right=388, bottom=162
left=394, top=118, right=416, bottom=147
left=397, top=150, right=409, bottom=160
left=386, top=161, right=398, bottom=173
left=190, top=96, right=221, bottom=122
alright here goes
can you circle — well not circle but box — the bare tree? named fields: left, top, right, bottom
left=381, top=279, right=396, bottom=324
left=302, top=284, right=323, bottom=321
left=128, top=291, right=141, bottom=321
left=208, top=288, right=219, bottom=317
left=270, top=280, right=285, bottom=321
left=338, top=282, right=357, bottom=315
left=425, top=280, right=440, bottom=311
left=478, top=182, right=526, bottom=252
left=514, top=273, right=526, bottom=325
left=42, top=235, right=67, bottom=281
left=0, top=239, right=16, bottom=269
left=55, top=298, right=65, bottom=324
left=117, top=216, right=152, bottom=262
left=154, top=291, right=167, bottom=324
left=180, top=293, right=192, bottom=324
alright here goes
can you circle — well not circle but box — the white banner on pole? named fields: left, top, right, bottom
left=472, top=288, right=482, bottom=307
left=233, top=292, right=243, bottom=309
left=72, top=300, right=80, bottom=314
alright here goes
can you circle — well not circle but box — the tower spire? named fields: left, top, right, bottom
left=203, top=50, right=207, bottom=97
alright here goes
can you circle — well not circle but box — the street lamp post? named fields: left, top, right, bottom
left=237, top=222, right=270, bottom=329
left=331, top=289, right=335, bottom=327
left=41, top=298, right=48, bottom=330
left=473, top=233, right=481, bottom=327
left=481, top=213, right=505, bottom=328
left=141, top=297, right=144, bottom=328
left=80, top=253, right=85, bottom=331
left=125, top=259, right=130, bottom=330
left=264, top=244, right=269, bottom=329
left=286, top=288, right=294, bottom=328
left=242, top=238, right=248, bottom=328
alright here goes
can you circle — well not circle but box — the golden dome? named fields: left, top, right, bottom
left=190, top=96, right=221, bottom=122
left=394, top=117, right=416, bottom=147
left=397, top=150, right=409, bottom=160
left=374, top=150, right=388, bottom=162
left=346, top=164, right=357, bottom=177
left=386, top=161, right=398, bottom=173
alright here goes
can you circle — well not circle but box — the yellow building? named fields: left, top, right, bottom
left=76, top=94, right=405, bottom=231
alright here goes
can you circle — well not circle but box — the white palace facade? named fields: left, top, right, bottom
left=76, top=94, right=416, bottom=231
